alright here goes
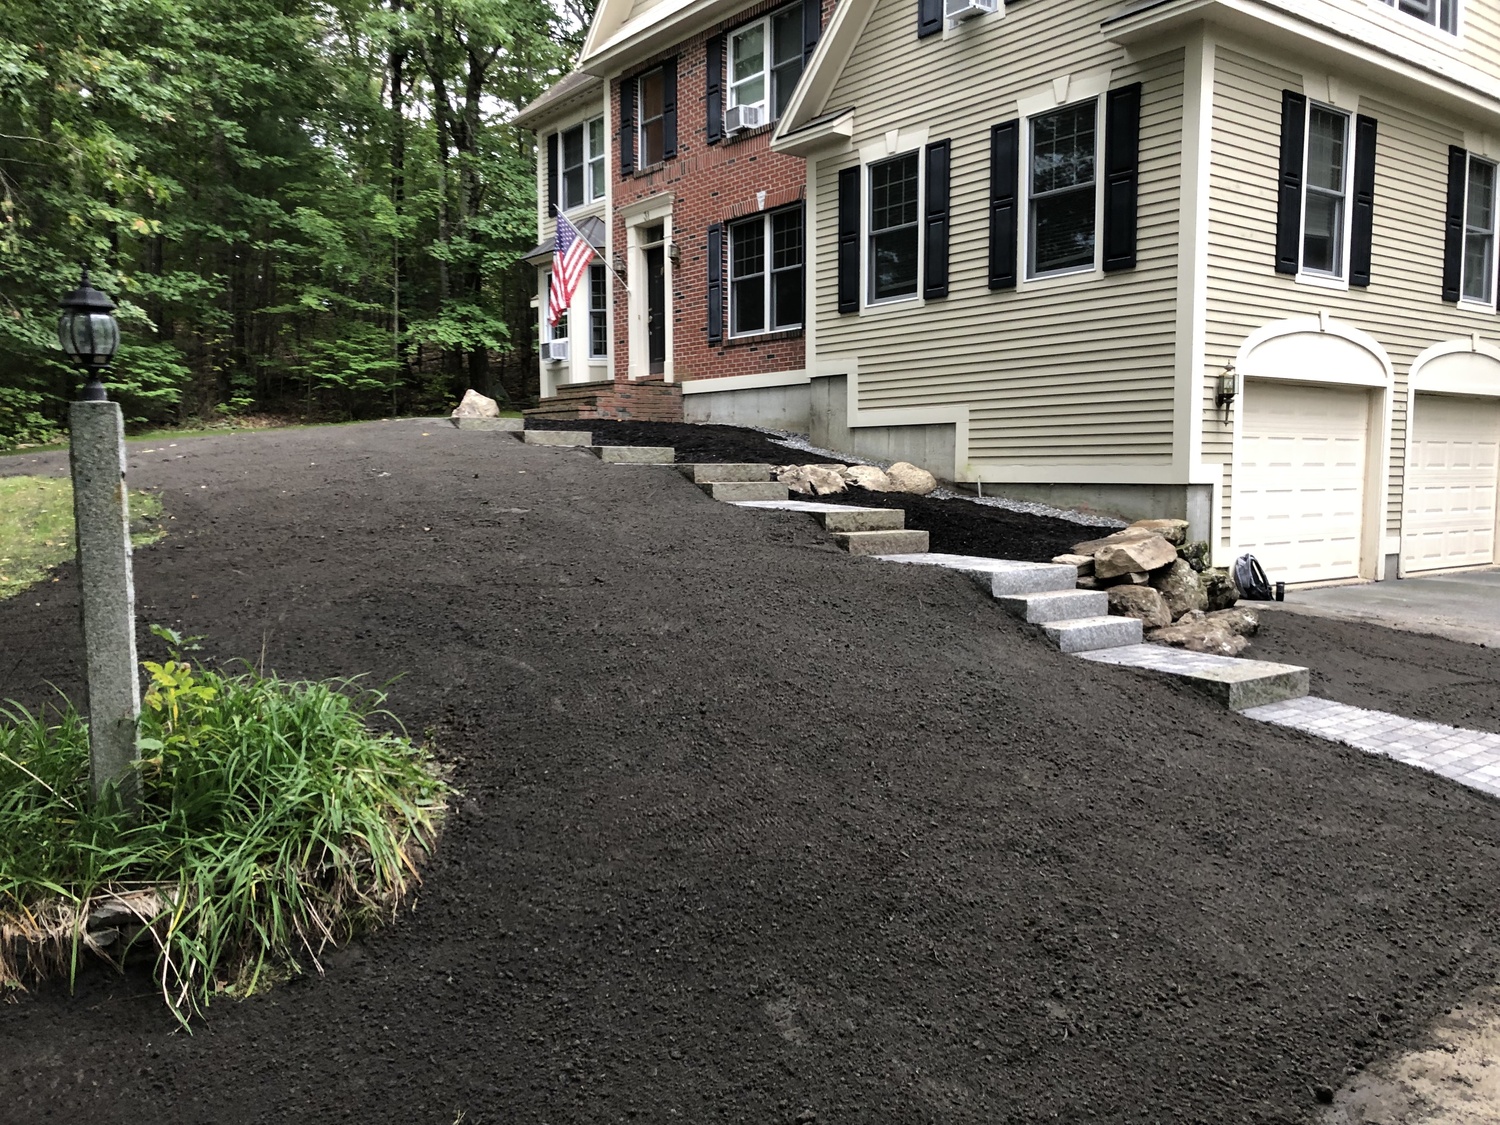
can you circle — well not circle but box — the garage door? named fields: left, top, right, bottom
left=1237, top=380, right=1370, bottom=584
left=1401, top=394, right=1500, bottom=573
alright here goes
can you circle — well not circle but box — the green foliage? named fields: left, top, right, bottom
left=0, top=476, right=164, bottom=598
left=0, top=641, right=448, bottom=1023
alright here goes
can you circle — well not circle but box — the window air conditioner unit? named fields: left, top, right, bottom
left=545, top=339, right=569, bottom=362
left=724, top=103, right=766, bottom=135
left=945, top=0, right=997, bottom=20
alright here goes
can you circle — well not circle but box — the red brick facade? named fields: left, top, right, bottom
left=608, top=0, right=836, bottom=386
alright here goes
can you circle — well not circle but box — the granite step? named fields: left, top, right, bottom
left=732, top=499, right=906, bottom=532
left=702, top=480, right=790, bottom=502
left=523, top=429, right=593, bottom=447
left=679, top=462, right=775, bottom=484
left=835, top=529, right=929, bottom=556
left=997, top=589, right=1108, bottom=624
left=593, top=445, right=675, bottom=464
left=875, top=553, right=1078, bottom=597
left=450, top=416, right=523, bottom=431
left=1077, top=644, right=1310, bottom=710
left=1041, top=615, right=1143, bottom=653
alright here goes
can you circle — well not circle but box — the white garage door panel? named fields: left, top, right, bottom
left=1238, top=381, right=1369, bottom=584
left=1402, top=394, right=1499, bottom=573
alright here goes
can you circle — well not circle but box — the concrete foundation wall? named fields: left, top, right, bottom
left=809, top=375, right=957, bottom=480
left=683, top=383, right=811, bottom=431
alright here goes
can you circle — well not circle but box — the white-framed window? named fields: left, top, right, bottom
left=1300, top=102, right=1352, bottom=279
left=560, top=117, right=605, bottom=210
left=1462, top=153, right=1497, bottom=305
left=637, top=67, right=666, bottom=166
left=728, top=4, right=805, bottom=122
left=729, top=206, right=804, bottom=335
left=1379, top=0, right=1457, bottom=34
left=544, top=271, right=567, bottom=343
left=588, top=264, right=609, bottom=356
left=868, top=151, right=921, bottom=303
left=1026, top=99, right=1099, bottom=279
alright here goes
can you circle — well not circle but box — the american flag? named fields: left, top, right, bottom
left=548, top=212, right=595, bottom=327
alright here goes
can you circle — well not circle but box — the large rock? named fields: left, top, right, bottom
left=1129, top=518, right=1190, bottom=546
left=1094, top=534, right=1178, bottom=579
left=1052, top=553, right=1094, bottom=576
left=1100, top=570, right=1150, bottom=586
left=1072, top=526, right=1156, bottom=556
left=886, top=462, right=937, bottom=495
left=1150, top=559, right=1208, bottom=619
left=1106, top=585, right=1171, bottom=628
left=1177, top=540, right=1210, bottom=572
left=1203, top=568, right=1240, bottom=611
left=1147, top=616, right=1249, bottom=657
left=1207, top=606, right=1259, bottom=636
left=451, top=389, right=500, bottom=418
left=844, top=464, right=895, bottom=491
left=777, top=464, right=847, bottom=496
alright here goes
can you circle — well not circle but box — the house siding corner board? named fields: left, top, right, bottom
left=814, top=0, right=1184, bottom=467
left=1204, top=44, right=1496, bottom=555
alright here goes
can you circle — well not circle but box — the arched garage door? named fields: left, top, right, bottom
left=1236, top=380, right=1372, bottom=584
left=1402, top=394, right=1500, bottom=573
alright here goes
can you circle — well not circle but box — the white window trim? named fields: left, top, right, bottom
left=939, top=0, right=1005, bottom=40
left=862, top=149, right=924, bottom=310
left=1458, top=152, right=1498, bottom=312
left=728, top=206, right=804, bottom=338
left=1019, top=95, right=1105, bottom=286
left=726, top=3, right=802, bottom=120
left=1370, top=0, right=1461, bottom=38
left=542, top=270, right=568, bottom=358
left=587, top=263, right=610, bottom=358
left=559, top=116, right=607, bottom=212
left=636, top=67, right=666, bottom=167
left=1294, top=100, right=1355, bottom=290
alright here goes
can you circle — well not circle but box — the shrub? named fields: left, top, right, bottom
left=0, top=642, right=447, bottom=1024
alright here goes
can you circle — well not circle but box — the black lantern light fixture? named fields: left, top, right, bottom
left=1215, top=361, right=1238, bottom=424
left=58, top=265, right=120, bottom=401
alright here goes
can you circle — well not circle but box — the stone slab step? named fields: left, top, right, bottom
left=731, top=499, right=905, bottom=532
left=702, top=480, right=789, bottom=502
left=835, top=529, right=929, bottom=556
left=679, top=463, right=774, bottom=484
left=874, top=553, right=1078, bottom=596
left=1077, top=644, right=1310, bottom=711
left=450, top=416, right=523, bottom=431
left=593, top=445, right=675, bottom=464
left=997, top=588, right=1108, bottom=624
left=524, top=429, right=593, bottom=447
left=1041, top=615, right=1143, bottom=653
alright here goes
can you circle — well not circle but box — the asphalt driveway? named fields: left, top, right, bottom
left=1260, top=569, right=1500, bottom=647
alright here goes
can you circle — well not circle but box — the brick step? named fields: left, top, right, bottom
left=997, top=589, right=1108, bottom=624
left=1079, top=645, right=1310, bottom=710
left=1041, top=616, right=1143, bottom=654
left=523, top=429, right=593, bottom=447
left=701, top=480, right=789, bottom=502
left=678, top=463, right=775, bottom=484
left=874, top=553, right=1079, bottom=597
left=835, top=529, right=929, bottom=556
left=593, top=445, right=675, bottom=464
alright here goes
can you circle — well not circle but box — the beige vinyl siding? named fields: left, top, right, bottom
left=623, top=0, right=667, bottom=27
left=1203, top=44, right=1496, bottom=552
left=814, top=0, right=1183, bottom=467
left=1283, top=0, right=1500, bottom=80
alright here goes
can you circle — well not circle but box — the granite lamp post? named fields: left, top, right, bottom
left=59, top=267, right=141, bottom=812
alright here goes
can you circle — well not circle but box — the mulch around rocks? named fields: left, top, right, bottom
left=3, top=419, right=1500, bottom=1124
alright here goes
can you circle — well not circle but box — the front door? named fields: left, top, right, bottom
left=645, top=242, right=666, bottom=376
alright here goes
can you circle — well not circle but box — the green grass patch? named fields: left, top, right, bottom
left=0, top=639, right=448, bottom=1024
left=0, top=477, right=164, bottom=599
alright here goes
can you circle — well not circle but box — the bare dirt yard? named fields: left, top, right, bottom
left=3, top=418, right=1500, bottom=1124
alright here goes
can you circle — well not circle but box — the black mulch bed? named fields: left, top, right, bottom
left=526, top=418, right=1100, bottom=562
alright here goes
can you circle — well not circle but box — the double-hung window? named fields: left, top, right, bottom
left=1301, top=104, right=1350, bottom=277
left=588, top=264, right=609, bottom=356
left=638, top=67, right=666, bottom=166
left=729, top=207, right=803, bottom=335
left=544, top=272, right=567, bottom=348
left=729, top=5, right=806, bottom=122
left=869, top=152, right=920, bottom=302
left=560, top=118, right=605, bottom=210
left=1027, top=101, right=1098, bottom=278
left=1380, top=0, right=1457, bottom=34
left=1462, top=154, right=1497, bottom=305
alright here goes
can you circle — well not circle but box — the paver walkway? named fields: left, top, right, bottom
left=1245, top=696, right=1500, bottom=800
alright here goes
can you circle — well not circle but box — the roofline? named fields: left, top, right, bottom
left=511, top=73, right=606, bottom=129
left=581, top=0, right=761, bottom=76
left=773, top=0, right=878, bottom=138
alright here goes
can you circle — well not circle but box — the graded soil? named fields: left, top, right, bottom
left=3, top=419, right=1500, bottom=1124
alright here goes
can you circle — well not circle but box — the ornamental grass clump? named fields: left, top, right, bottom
left=0, top=641, right=447, bottom=1024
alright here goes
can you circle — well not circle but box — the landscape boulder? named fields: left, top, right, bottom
left=1203, top=568, right=1240, bottom=611
left=1148, top=614, right=1249, bottom=657
left=1106, top=585, right=1171, bottom=628
left=1150, top=559, right=1208, bottom=619
left=1176, top=540, right=1210, bottom=571
left=886, top=462, right=937, bottom=495
left=777, top=464, right=847, bottom=496
left=1052, top=553, right=1094, bottom=576
left=1128, top=518, right=1189, bottom=546
left=844, top=464, right=895, bottom=491
left=1207, top=606, right=1259, bottom=636
left=1100, top=570, right=1150, bottom=586
left=1094, top=534, right=1178, bottom=579
left=451, top=389, right=500, bottom=419
left=1072, top=526, right=1155, bottom=556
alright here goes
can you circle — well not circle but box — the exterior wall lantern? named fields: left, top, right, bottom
left=58, top=266, right=120, bottom=401
left=1215, top=361, right=1237, bottom=423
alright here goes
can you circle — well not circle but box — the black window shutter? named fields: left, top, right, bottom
left=989, top=119, right=1019, bottom=289
left=803, top=0, right=821, bottom=65
left=620, top=79, right=636, bottom=176
left=917, top=0, right=941, bottom=39
left=662, top=58, right=678, bottom=159
left=708, top=223, right=725, bottom=343
left=546, top=131, right=559, bottom=213
left=923, top=139, right=950, bottom=299
left=1102, top=82, right=1142, bottom=272
left=1275, top=90, right=1307, bottom=275
left=837, top=166, right=860, bottom=313
left=1350, top=114, right=1378, bottom=288
left=706, top=37, right=724, bottom=145
left=1443, top=145, right=1466, bottom=303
